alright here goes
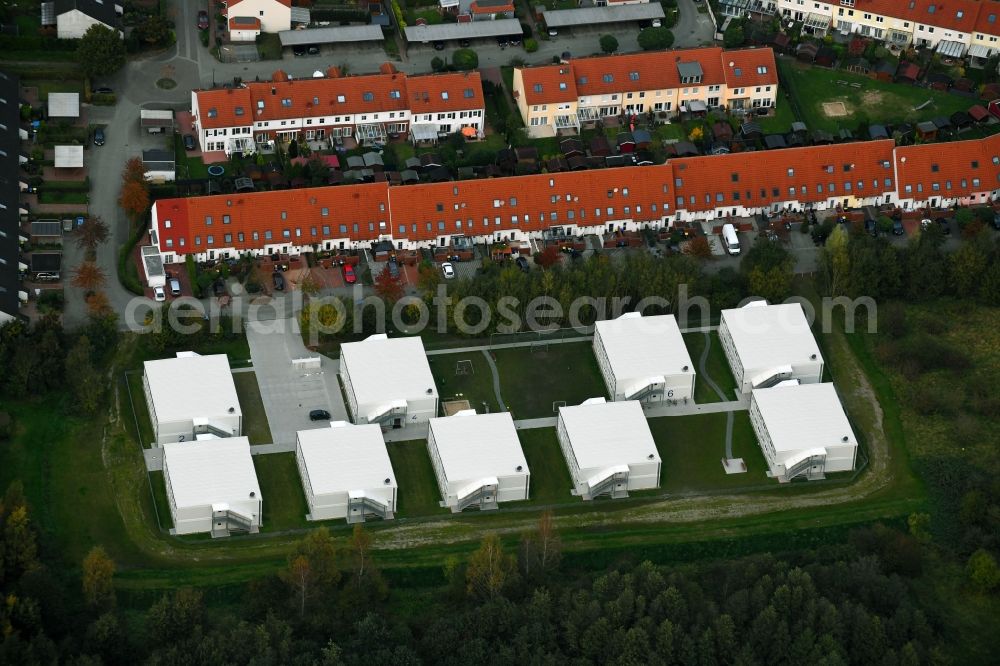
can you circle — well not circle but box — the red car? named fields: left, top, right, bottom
left=342, top=264, right=356, bottom=284
left=197, top=10, right=209, bottom=30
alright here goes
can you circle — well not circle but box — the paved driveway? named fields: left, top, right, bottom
left=246, top=321, right=348, bottom=445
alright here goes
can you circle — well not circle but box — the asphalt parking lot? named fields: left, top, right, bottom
left=246, top=324, right=348, bottom=445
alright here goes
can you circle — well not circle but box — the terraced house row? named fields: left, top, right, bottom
left=725, top=0, right=1000, bottom=64
left=190, top=66, right=486, bottom=154
left=0, top=71, right=29, bottom=324
left=147, top=133, right=1000, bottom=265
left=512, top=47, right=779, bottom=137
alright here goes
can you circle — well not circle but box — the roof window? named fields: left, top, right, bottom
left=757, top=66, right=768, bottom=74
left=603, top=74, right=613, bottom=83
left=390, top=89, right=401, bottom=99
left=533, top=83, right=543, bottom=92
left=463, top=88, right=473, bottom=98
left=234, top=106, right=244, bottom=116
left=207, top=108, right=217, bottom=118
left=337, top=95, right=346, bottom=103
left=629, top=71, right=639, bottom=81
left=281, top=98, right=292, bottom=107
left=441, top=91, right=449, bottom=99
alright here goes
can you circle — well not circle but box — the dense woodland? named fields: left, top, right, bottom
left=1, top=223, right=999, bottom=663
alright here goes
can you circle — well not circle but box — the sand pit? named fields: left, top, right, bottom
left=822, top=101, right=848, bottom=117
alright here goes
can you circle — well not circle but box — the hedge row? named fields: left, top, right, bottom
left=0, top=35, right=79, bottom=51
left=118, top=222, right=147, bottom=296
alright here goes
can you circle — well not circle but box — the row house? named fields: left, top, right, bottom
left=0, top=71, right=30, bottom=324
left=773, top=0, right=1000, bottom=60
left=190, top=68, right=485, bottom=154
left=146, top=133, right=1000, bottom=267
left=224, top=0, right=292, bottom=33
left=513, top=47, right=779, bottom=138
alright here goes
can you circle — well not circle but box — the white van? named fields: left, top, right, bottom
left=722, top=223, right=741, bottom=255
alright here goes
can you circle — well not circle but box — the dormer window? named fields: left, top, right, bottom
left=363, top=92, right=374, bottom=101
left=603, top=74, right=613, bottom=83
left=337, top=95, right=346, bottom=103
left=757, top=66, right=767, bottom=74
left=463, top=88, right=473, bottom=98
left=280, top=98, right=292, bottom=107
left=390, top=89, right=401, bottom=99
left=629, top=71, right=639, bottom=81
left=207, top=108, right=217, bottom=118
left=441, top=91, right=449, bottom=99
left=234, top=106, right=244, bottom=116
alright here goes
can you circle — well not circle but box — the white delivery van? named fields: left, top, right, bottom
left=722, top=223, right=741, bottom=255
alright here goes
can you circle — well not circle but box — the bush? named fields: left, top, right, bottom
left=452, top=48, right=478, bottom=71
left=185, top=255, right=201, bottom=298
left=520, top=22, right=532, bottom=38
left=723, top=21, right=745, bottom=48
left=637, top=27, right=674, bottom=51
left=90, top=92, right=116, bottom=106
left=524, top=38, right=538, bottom=53
left=117, top=222, right=146, bottom=296
left=599, top=34, right=618, bottom=54
left=431, top=56, right=445, bottom=72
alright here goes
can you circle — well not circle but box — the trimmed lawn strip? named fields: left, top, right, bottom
left=148, top=471, right=174, bottom=530
left=494, top=341, right=606, bottom=419
left=387, top=439, right=449, bottom=518
left=428, top=351, right=501, bottom=414
left=516, top=428, right=573, bottom=505
left=124, top=371, right=155, bottom=448
left=682, top=331, right=737, bottom=403
left=253, top=452, right=309, bottom=531
left=649, top=413, right=772, bottom=493
left=232, top=372, right=273, bottom=444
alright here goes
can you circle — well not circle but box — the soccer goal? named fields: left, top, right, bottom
left=551, top=400, right=566, bottom=414
left=455, top=359, right=474, bottom=376
left=530, top=340, right=550, bottom=355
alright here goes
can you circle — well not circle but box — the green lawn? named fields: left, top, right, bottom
left=173, top=133, right=210, bottom=179
left=253, top=452, right=309, bottom=531
left=232, top=372, right=273, bottom=444
left=758, top=94, right=796, bottom=134
left=148, top=471, right=174, bottom=530
left=20, top=78, right=85, bottom=100
left=494, top=342, right=607, bottom=419
left=779, top=58, right=974, bottom=133
left=682, top=331, right=737, bottom=403
left=649, top=412, right=772, bottom=493
left=429, top=352, right=502, bottom=414
left=407, top=8, right=443, bottom=23
left=124, top=371, right=155, bottom=447
left=39, top=190, right=87, bottom=204
left=517, top=429, right=573, bottom=504
left=387, top=440, right=448, bottom=517
left=257, top=33, right=283, bottom=60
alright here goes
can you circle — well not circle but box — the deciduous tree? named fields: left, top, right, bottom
left=374, top=264, right=404, bottom=302
left=82, top=546, right=116, bottom=610
left=466, top=533, right=517, bottom=599
left=75, top=215, right=110, bottom=255
left=66, top=335, right=101, bottom=414
left=520, top=510, right=562, bottom=581
left=71, top=261, right=107, bottom=292
left=119, top=179, right=150, bottom=223
left=683, top=235, right=712, bottom=259
left=637, top=27, right=674, bottom=51
left=78, top=24, right=126, bottom=79
left=600, top=34, right=619, bottom=54
left=122, top=157, right=146, bottom=184
left=534, top=245, right=561, bottom=269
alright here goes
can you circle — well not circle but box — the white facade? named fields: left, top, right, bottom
left=719, top=302, right=824, bottom=393
left=142, top=352, right=242, bottom=445
left=339, top=334, right=438, bottom=429
left=556, top=398, right=660, bottom=500
left=295, top=422, right=397, bottom=522
left=162, top=437, right=262, bottom=535
left=427, top=411, right=529, bottom=511
left=749, top=383, right=858, bottom=483
left=56, top=8, right=121, bottom=39
left=226, top=0, right=291, bottom=33
left=593, top=313, right=695, bottom=404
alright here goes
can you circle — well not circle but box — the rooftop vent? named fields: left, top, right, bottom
left=810, top=353, right=817, bottom=360
left=249, top=491, right=256, bottom=498
left=842, top=435, right=849, bottom=442
left=228, top=406, right=235, bottom=413
left=648, top=454, right=656, bottom=460
left=426, top=388, right=433, bottom=394
left=384, top=478, right=392, bottom=485
left=682, top=365, right=689, bottom=372
left=516, top=465, right=523, bottom=472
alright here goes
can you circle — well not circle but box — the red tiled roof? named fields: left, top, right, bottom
left=518, top=47, right=778, bottom=106
left=895, top=133, right=1000, bottom=198
left=470, top=0, right=514, bottom=13
left=852, top=0, right=979, bottom=34
left=228, top=16, right=261, bottom=30
left=228, top=0, right=291, bottom=8
left=669, top=140, right=897, bottom=213
left=196, top=71, right=483, bottom=128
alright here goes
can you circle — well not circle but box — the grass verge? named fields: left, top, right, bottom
left=232, top=372, right=273, bottom=444
left=428, top=351, right=502, bottom=414
left=517, top=428, right=572, bottom=505
left=253, top=452, right=309, bottom=531
left=387, top=440, right=448, bottom=518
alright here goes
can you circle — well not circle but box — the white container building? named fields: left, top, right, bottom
left=718, top=301, right=824, bottom=393
left=749, top=382, right=858, bottom=483
left=339, top=334, right=438, bottom=429
left=295, top=422, right=397, bottom=523
left=427, top=411, right=529, bottom=512
left=593, top=313, right=696, bottom=404
left=556, top=398, right=661, bottom=500
left=142, top=352, right=242, bottom=445
left=161, top=437, right=262, bottom=536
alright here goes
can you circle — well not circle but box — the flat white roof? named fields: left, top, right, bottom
left=297, top=423, right=395, bottom=495
left=429, top=412, right=527, bottom=482
left=340, top=335, right=437, bottom=405
left=163, top=437, right=260, bottom=509
left=54, top=145, right=83, bottom=168
left=279, top=25, right=384, bottom=45
left=404, top=18, right=522, bottom=42
left=48, top=92, right=79, bottom=118
left=542, top=4, right=664, bottom=27
left=595, top=313, right=694, bottom=379
left=559, top=399, right=659, bottom=469
left=143, top=353, right=242, bottom=424
left=721, top=302, right=822, bottom=370
left=752, top=383, right=856, bottom=453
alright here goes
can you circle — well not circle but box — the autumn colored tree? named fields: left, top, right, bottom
left=281, top=527, right=341, bottom=616
left=346, top=524, right=387, bottom=599
left=122, top=156, right=146, bottom=184
left=119, top=179, right=150, bottom=223
left=374, top=264, right=404, bottom=302
left=520, top=510, right=562, bottom=582
left=82, top=546, right=116, bottom=610
left=534, top=245, right=561, bottom=269
left=76, top=215, right=110, bottom=254
left=466, top=533, right=518, bottom=600
left=85, top=291, right=112, bottom=316
left=683, top=235, right=712, bottom=259
left=71, top=261, right=107, bottom=291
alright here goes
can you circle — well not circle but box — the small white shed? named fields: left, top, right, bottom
left=557, top=398, right=660, bottom=500
left=295, top=422, right=397, bottom=522
left=427, top=410, right=529, bottom=512
left=162, top=437, right=262, bottom=536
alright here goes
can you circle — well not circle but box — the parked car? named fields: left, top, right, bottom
left=309, top=409, right=331, bottom=421
left=307, top=45, right=320, bottom=55
left=892, top=220, right=904, bottom=236
left=388, top=259, right=400, bottom=278
left=433, top=41, right=445, bottom=51
left=197, top=10, right=209, bottom=29
left=169, top=278, right=181, bottom=296
left=441, top=262, right=456, bottom=279
left=272, top=271, right=285, bottom=291
left=459, top=39, right=470, bottom=48
left=153, top=286, right=165, bottom=302
left=342, top=264, right=357, bottom=284
left=864, top=218, right=877, bottom=237
left=920, top=218, right=932, bottom=230
left=92, top=86, right=113, bottom=95
left=183, top=134, right=196, bottom=150
left=292, top=45, right=306, bottom=56
left=93, top=128, right=105, bottom=146
left=547, top=28, right=558, bottom=37
left=34, top=272, right=59, bottom=282
left=935, top=217, right=952, bottom=235
left=515, top=256, right=529, bottom=273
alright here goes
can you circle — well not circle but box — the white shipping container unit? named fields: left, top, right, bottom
left=557, top=398, right=661, bottom=500
left=427, top=411, right=529, bottom=512
left=295, top=422, right=397, bottom=523
left=718, top=301, right=824, bottom=393
left=749, top=383, right=858, bottom=483
left=142, top=352, right=242, bottom=445
left=339, top=334, right=438, bottom=429
left=593, top=313, right=695, bottom=404
left=162, top=437, right=262, bottom=536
